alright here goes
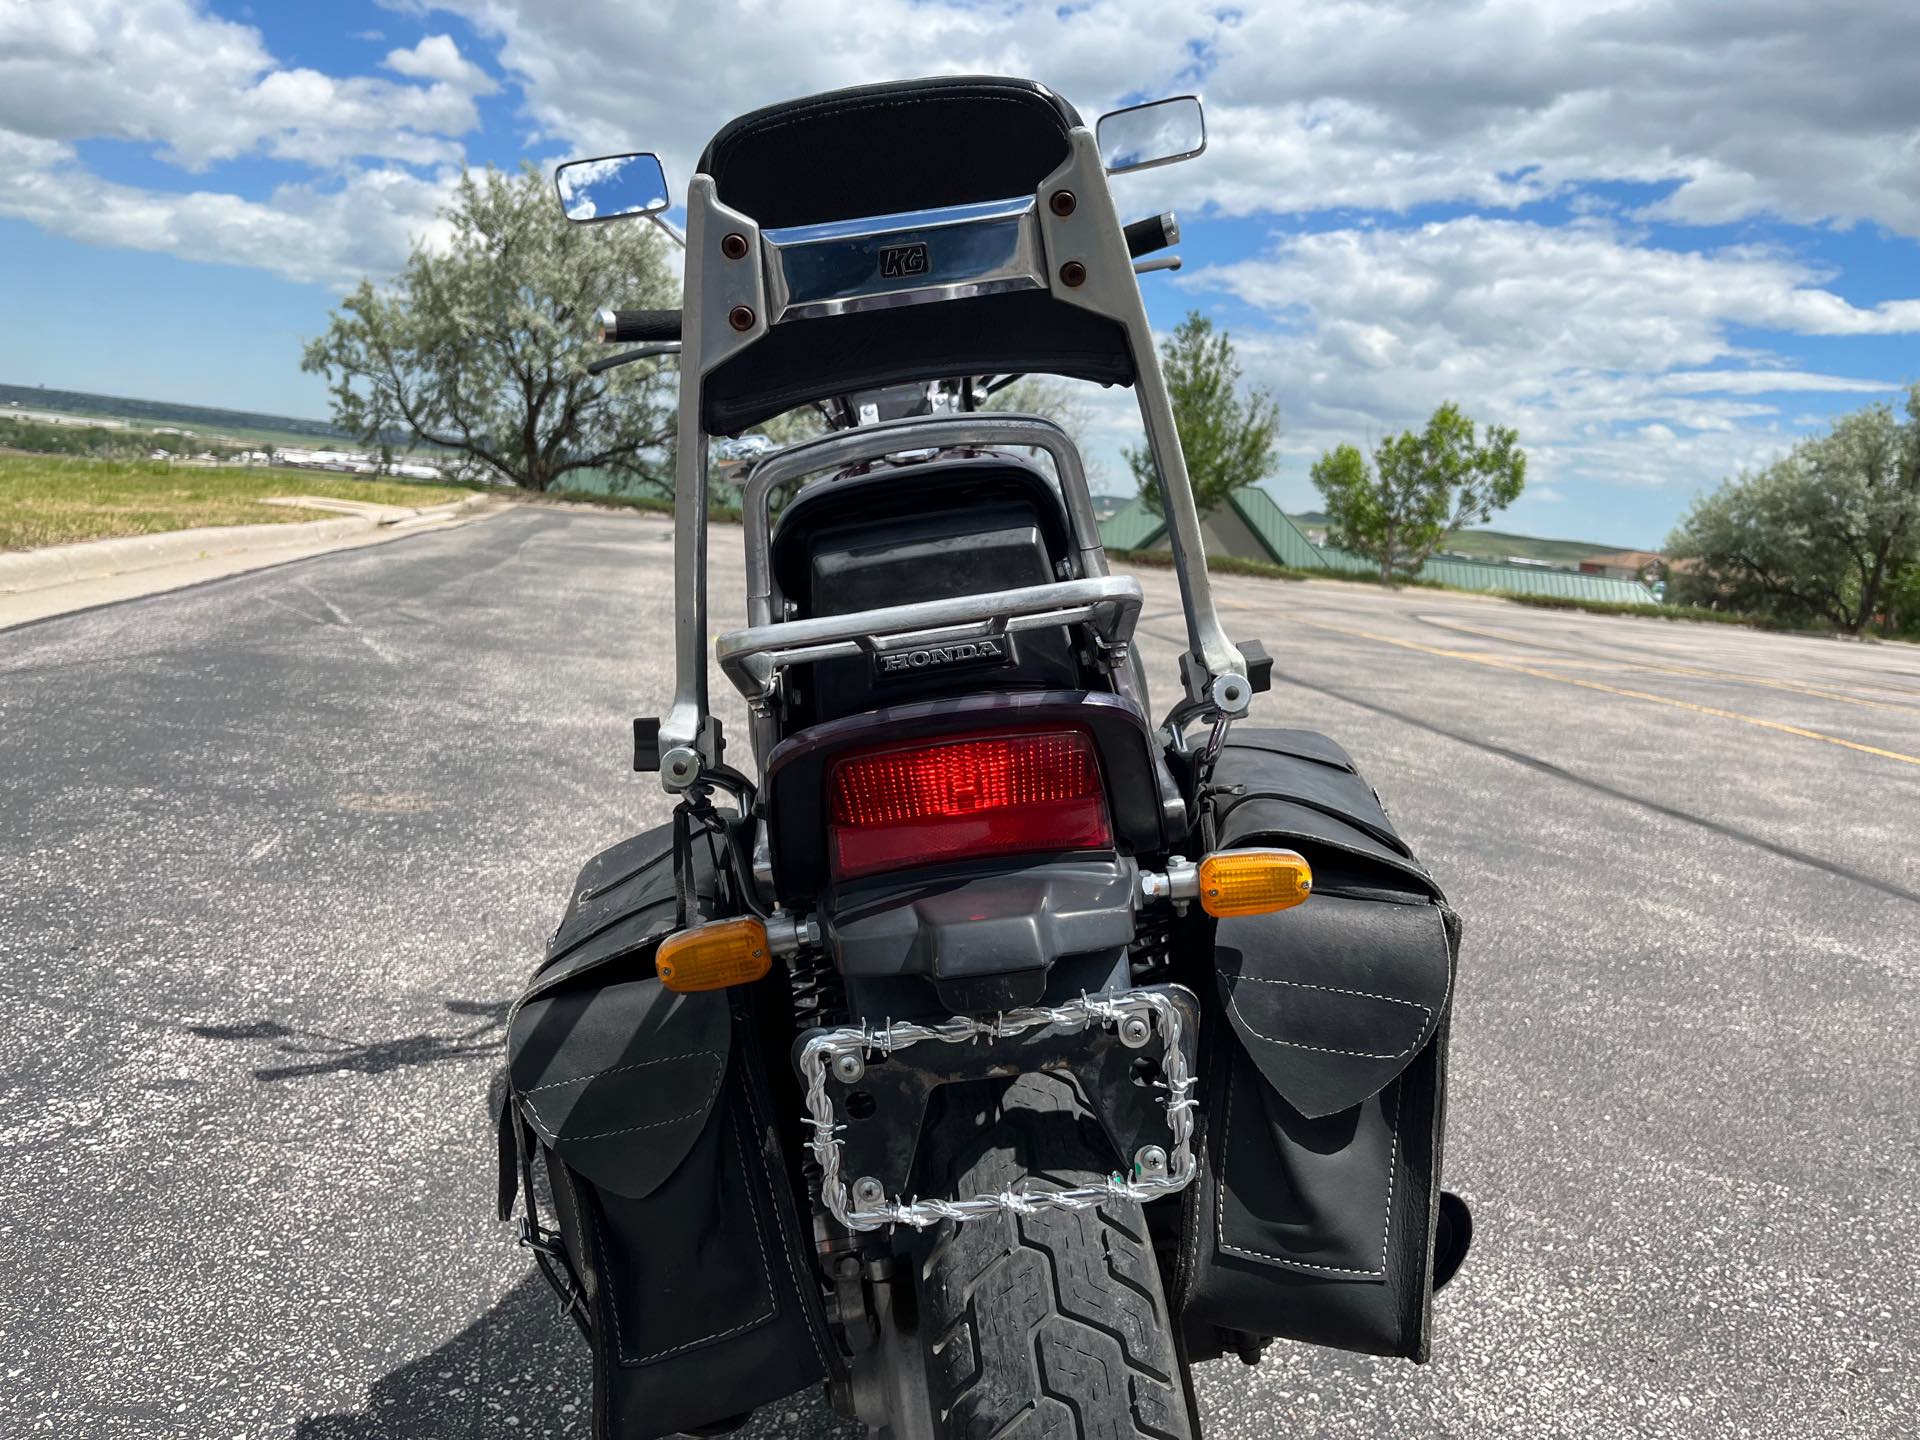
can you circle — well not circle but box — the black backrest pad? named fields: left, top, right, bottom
left=699, top=76, right=1081, bottom=230
left=704, top=291, right=1134, bottom=437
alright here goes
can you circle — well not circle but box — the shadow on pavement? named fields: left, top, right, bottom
left=189, top=998, right=509, bottom=1080
left=293, top=1270, right=856, bottom=1439
left=295, top=1272, right=590, bottom=1439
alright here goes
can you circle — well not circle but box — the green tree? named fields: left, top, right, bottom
left=1882, top=559, right=1920, bottom=639
left=1666, top=387, right=1920, bottom=635
left=302, top=165, right=677, bottom=494
left=1310, top=402, right=1526, bottom=585
left=1127, top=312, right=1279, bottom=516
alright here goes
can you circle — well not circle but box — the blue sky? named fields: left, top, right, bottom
left=2, top=1, right=1917, bottom=549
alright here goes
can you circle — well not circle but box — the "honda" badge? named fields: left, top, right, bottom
left=873, top=636, right=1013, bottom=680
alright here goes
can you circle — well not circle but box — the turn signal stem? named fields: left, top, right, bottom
left=1139, top=855, right=1198, bottom=902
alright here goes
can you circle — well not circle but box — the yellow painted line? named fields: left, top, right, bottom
left=1507, top=658, right=1639, bottom=673
left=1292, top=617, right=1920, bottom=768
left=1423, top=615, right=1920, bottom=714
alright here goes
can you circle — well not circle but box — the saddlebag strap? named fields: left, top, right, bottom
left=497, top=1089, right=520, bottom=1222
left=671, top=801, right=695, bottom=929
left=501, top=1096, right=591, bottom=1337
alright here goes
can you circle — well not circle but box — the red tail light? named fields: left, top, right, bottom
left=828, top=728, right=1112, bottom=880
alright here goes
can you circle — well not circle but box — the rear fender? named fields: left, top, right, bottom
left=825, top=856, right=1137, bottom=1011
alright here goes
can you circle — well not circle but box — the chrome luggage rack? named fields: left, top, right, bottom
left=716, top=575, right=1144, bottom=700
left=797, top=987, right=1199, bottom=1233
left=721, top=410, right=1151, bottom=767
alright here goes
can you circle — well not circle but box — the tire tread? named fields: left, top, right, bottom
left=916, top=1077, right=1193, bottom=1440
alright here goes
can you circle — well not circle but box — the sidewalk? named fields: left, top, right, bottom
left=0, top=492, right=506, bottom=630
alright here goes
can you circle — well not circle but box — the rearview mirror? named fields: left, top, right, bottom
left=555, top=153, right=671, bottom=224
left=1096, top=96, right=1206, bottom=175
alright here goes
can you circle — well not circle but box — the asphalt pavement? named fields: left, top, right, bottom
left=2, top=505, right=1915, bottom=1438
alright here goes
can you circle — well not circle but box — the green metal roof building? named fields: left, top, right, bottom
left=1099, top=491, right=1659, bottom=604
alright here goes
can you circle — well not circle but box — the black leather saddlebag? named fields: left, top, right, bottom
left=1175, top=729, right=1469, bottom=1362
left=497, top=824, right=835, bottom=1440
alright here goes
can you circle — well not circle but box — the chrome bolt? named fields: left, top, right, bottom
left=1134, top=1146, right=1169, bottom=1179
left=659, top=745, right=701, bottom=788
left=1209, top=672, right=1252, bottom=715
left=831, top=1051, right=866, bottom=1085
left=1119, top=1015, right=1153, bottom=1049
left=851, top=1176, right=886, bottom=1209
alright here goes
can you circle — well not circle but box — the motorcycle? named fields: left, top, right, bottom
left=499, top=76, right=1471, bottom=1440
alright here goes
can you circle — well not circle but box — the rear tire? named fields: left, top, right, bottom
left=913, top=1074, right=1195, bottom=1440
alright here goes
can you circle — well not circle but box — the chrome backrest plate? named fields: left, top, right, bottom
left=762, top=196, right=1044, bottom=323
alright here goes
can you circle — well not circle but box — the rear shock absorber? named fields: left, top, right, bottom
left=1128, top=910, right=1179, bottom=988
left=789, top=946, right=849, bottom=1033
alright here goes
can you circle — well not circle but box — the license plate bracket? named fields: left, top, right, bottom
left=795, top=985, right=1200, bottom=1231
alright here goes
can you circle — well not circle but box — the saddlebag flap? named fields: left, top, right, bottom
left=1177, top=729, right=1467, bottom=1363
left=1215, top=895, right=1451, bottom=1121
left=499, top=823, right=834, bottom=1440
left=509, top=980, right=729, bottom=1199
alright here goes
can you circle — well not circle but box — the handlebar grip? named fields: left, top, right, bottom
left=1123, top=212, right=1180, bottom=260
left=596, top=308, right=683, bottom=343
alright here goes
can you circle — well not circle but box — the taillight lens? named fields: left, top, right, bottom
left=828, top=728, right=1112, bottom=880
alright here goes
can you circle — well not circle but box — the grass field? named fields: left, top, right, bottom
left=0, top=408, right=457, bottom=464
left=0, top=381, right=384, bottom=450
left=0, top=454, right=473, bottom=551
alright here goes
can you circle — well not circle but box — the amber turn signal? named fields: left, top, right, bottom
left=657, top=917, right=771, bottom=993
left=1197, top=848, right=1312, bottom=917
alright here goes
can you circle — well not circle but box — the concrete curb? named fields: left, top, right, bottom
left=0, top=493, right=491, bottom=596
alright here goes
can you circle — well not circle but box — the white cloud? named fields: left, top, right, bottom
left=0, top=0, right=491, bottom=171
left=1193, top=1, right=1920, bottom=235
left=430, top=0, right=1920, bottom=238
left=0, top=132, right=457, bottom=289
left=0, top=3, right=494, bottom=288
left=4, top=0, right=1915, bottom=296
left=384, top=34, right=497, bottom=94
left=1653, top=371, right=1894, bottom=397
left=430, top=0, right=1199, bottom=190
left=1184, top=216, right=1915, bottom=492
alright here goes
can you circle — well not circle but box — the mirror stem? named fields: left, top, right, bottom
left=649, top=214, right=687, bottom=250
